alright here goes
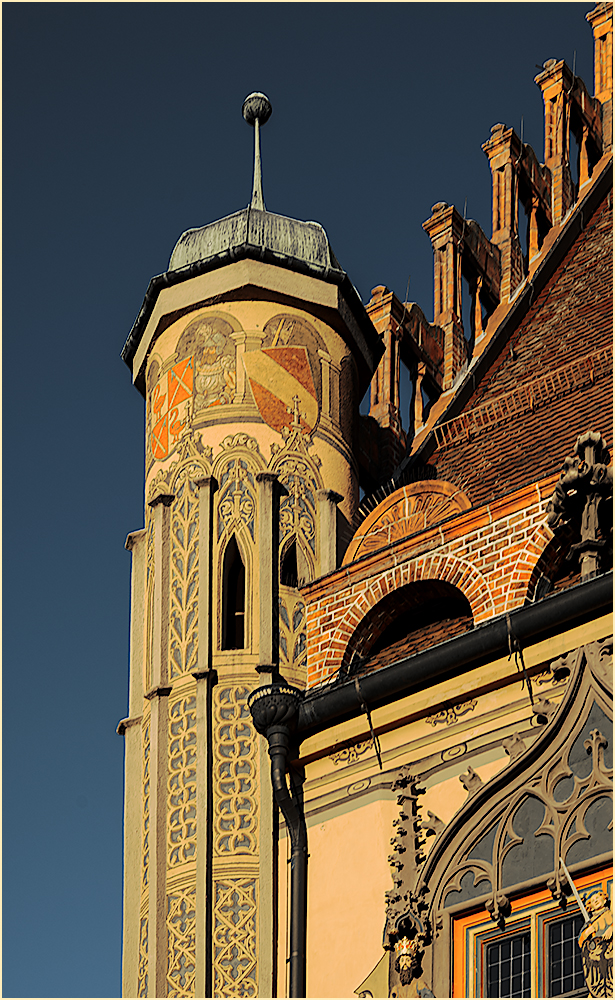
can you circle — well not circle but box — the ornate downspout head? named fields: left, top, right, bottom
left=248, top=682, right=301, bottom=746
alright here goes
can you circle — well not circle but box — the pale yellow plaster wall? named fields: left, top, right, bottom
left=304, top=796, right=398, bottom=999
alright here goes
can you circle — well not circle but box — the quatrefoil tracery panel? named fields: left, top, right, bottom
left=213, top=687, right=258, bottom=856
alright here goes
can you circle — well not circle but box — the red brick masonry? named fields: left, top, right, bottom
left=302, top=475, right=560, bottom=688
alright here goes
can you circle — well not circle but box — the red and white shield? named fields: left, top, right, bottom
left=242, top=346, right=318, bottom=433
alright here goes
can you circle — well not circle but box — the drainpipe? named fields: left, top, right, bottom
left=248, top=683, right=306, bottom=998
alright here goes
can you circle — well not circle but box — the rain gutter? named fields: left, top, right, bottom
left=297, top=571, right=612, bottom=738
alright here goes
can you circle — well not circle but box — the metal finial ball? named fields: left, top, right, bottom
left=242, top=92, right=272, bottom=127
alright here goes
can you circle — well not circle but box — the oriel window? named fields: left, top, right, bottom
left=222, top=535, right=245, bottom=649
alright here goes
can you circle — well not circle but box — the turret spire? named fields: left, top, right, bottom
left=242, top=92, right=272, bottom=211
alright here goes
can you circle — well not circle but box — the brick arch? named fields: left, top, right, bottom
left=323, top=552, right=495, bottom=678
left=503, top=522, right=555, bottom=610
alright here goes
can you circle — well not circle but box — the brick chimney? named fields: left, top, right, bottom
left=482, top=124, right=552, bottom=298
left=535, top=58, right=603, bottom=223
left=423, top=204, right=500, bottom=388
left=587, top=2, right=613, bottom=149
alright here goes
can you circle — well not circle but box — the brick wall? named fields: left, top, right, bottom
left=303, top=475, right=558, bottom=688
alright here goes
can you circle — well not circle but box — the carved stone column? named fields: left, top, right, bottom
left=192, top=476, right=217, bottom=999
left=317, top=488, right=344, bottom=576
left=145, top=493, right=174, bottom=997
left=120, top=528, right=147, bottom=997
left=256, top=472, right=280, bottom=672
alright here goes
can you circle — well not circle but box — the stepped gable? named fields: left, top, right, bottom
left=430, top=193, right=613, bottom=506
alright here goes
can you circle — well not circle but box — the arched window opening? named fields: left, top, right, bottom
left=345, top=579, right=473, bottom=675
left=525, top=523, right=588, bottom=604
left=222, top=535, right=245, bottom=649
left=281, top=540, right=298, bottom=588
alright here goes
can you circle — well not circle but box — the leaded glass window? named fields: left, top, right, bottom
left=486, top=933, right=531, bottom=998
left=548, top=914, right=584, bottom=997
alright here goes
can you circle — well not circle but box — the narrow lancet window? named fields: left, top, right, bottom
left=222, top=535, right=245, bottom=649
left=281, top=539, right=299, bottom=588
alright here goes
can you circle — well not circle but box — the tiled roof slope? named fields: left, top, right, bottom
left=430, top=193, right=613, bottom=507
left=355, top=614, right=474, bottom=676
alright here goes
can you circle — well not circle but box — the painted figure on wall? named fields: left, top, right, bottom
left=176, top=315, right=236, bottom=411
left=578, top=890, right=613, bottom=998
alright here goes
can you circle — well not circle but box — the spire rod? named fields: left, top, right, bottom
left=242, top=92, right=272, bottom=211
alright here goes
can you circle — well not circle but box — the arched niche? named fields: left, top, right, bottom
left=343, top=579, right=474, bottom=674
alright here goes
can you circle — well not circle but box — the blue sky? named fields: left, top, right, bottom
left=3, top=4, right=594, bottom=997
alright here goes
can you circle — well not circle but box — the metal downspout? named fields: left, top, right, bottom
left=248, top=684, right=306, bottom=998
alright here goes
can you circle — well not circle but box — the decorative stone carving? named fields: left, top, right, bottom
left=578, top=890, right=613, bottom=998
left=142, top=715, right=151, bottom=891
left=213, top=687, right=258, bottom=856
left=384, top=767, right=432, bottom=996
left=344, top=480, right=472, bottom=564
left=459, top=766, right=483, bottom=795
left=329, top=739, right=373, bottom=766
left=147, top=434, right=212, bottom=501
left=584, top=637, right=613, bottom=685
left=425, top=699, right=477, bottom=727
left=270, top=398, right=323, bottom=558
left=532, top=696, right=558, bottom=725
left=169, top=477, right=199, bottom=679
left=167, top=694, right=197, bottom=867
left=279, top=592, right=307, bottom=679
left=420, top=812, right=444, bottom=837
left=217, top=458, right=256, bottom=541
left=137, top=916, right=148, bottom=998
left=502, top=733, right=526, bottom=761
left=213, top=878, right=258, bottom=998
left=546, top=431, right=613, bottom=577
left=166, top=887, right=197, bottom=997
left=549, top=648, right=580, bottom=681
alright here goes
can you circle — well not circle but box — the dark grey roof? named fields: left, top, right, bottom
left=121, top=205, right=384, bottom=399
left=169, top=206, right=342, bottom=272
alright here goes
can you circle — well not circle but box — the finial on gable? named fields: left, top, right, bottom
left=242, top=92, right=272, bottom=211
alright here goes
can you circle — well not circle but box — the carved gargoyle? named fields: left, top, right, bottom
left=502, top=733, right=526, bottom=761
left=459, top=765, right=483, bottom=796
left=532, top=697, right=558, bottom=725
left=546, top=431, right=613, bottom=578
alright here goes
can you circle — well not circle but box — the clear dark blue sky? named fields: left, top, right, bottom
left=3, top=4, right=593, bottom=997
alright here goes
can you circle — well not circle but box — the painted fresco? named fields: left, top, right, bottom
left=177, top=315, right=236, bottom=411
left=146, top=314, right=237, bottom=466
left=147, top=356, right=194, bottom=462
left=243, top=313, right=325, bottom=434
